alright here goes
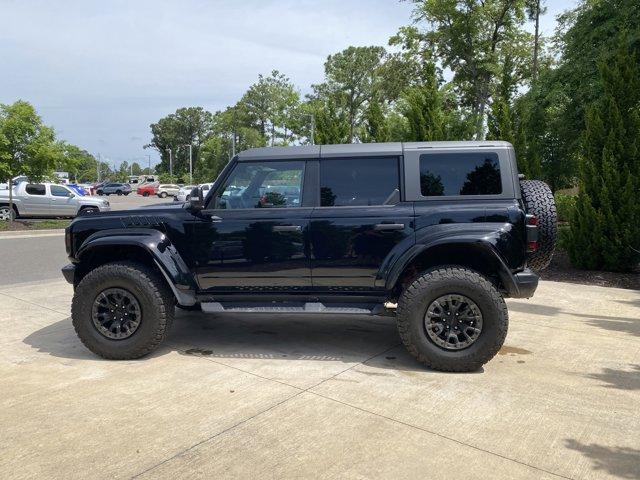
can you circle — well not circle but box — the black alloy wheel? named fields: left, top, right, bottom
left=91, top=287, right=142, bottom=339
left=424, top=294, right=483, bottom=350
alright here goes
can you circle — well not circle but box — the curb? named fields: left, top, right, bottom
left=0, top=229, right=65, bottom=239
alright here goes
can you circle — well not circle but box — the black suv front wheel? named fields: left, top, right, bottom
left=71, top=261, right=174, bottom=359
left=396, top=267, right=508, bottom=372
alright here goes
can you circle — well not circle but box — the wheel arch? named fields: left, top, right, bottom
left=387, top=240, right=518, bottom=297
left=74, top=229, right=197, bottom=306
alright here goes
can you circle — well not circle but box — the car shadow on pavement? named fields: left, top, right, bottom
left=22, top=319, right=175, bottom=361
left=508, top=300, right=640, bottom=337
left=573, top=314, right=640, bottom=337
left=22, top=312, right=432, bottom=372
left=564, top=439, right=640, bottom=480
left=583, top=364, right=640, bottom=391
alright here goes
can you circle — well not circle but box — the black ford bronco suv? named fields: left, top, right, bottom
left=62, top=141, right=556, bottom=372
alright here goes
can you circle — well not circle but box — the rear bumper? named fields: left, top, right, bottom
left=511, top=269, right=539, bottom=298
left=61, top=263, right=76, bottom=284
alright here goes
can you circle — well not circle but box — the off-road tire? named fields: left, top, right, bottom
left=71, top=261, right=174, bottom=359
left=520, top=180, right=557, bottom=271
left=396, top=267, right=508, bottom=372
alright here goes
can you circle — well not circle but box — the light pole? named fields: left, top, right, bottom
left=300, top=114, right=315, bottom=145
left=145, top=155, right=151, bottom=175
left=180, top=145, right=193, bottom=184
left=165, top=148, right=173, bottom=179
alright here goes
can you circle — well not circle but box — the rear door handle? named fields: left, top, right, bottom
left=272, top=225, right=302, bottom=232
left=374, top=223, right=405, bottom=231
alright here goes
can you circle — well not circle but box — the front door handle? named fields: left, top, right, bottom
left=272, top=225, right=302, bottom=232
left=374, top=223, right=405, bottom=231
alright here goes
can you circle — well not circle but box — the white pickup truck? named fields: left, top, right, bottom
left=0, top=182, right=110, bottom=220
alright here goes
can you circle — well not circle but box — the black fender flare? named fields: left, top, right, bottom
left=380, top=224, right=521, bottom=297
left=76, top=228, right=197, bottom=306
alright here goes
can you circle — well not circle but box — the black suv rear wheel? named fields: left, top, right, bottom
left=71, top=261, right=174, bottom=359
left=396, top=267, right=508, bottom=372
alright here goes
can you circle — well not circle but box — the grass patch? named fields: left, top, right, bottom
left=0, top=219, right=71, bottom=231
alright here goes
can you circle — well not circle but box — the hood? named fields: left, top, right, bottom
left=78, top=196, right=109, bottom=206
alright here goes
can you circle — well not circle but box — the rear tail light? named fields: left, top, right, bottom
left=525, top=214, right=539, bottom=253
left=65, top=228, right=72, bottom=255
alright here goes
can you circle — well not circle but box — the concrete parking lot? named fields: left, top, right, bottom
left=0, top=237, right=638, bottom=479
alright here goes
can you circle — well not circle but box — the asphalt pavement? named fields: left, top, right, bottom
left=0, top=193, right=171, bottom=286
left=0, top=233, right=67, bottom=285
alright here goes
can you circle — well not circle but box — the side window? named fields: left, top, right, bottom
left=320, top=157, right=399, bottom=207
left=51, top=185, right=70, bottom=197
left=213, top=161, right=304, bottom=209
left=25, top=184, right=46, bottom=196
left=419, top=152, right=502, bottom=196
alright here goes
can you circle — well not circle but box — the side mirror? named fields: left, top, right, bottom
left=188, top=187, right=204, bottom=210
left=68, top=192, right=76, bottom=198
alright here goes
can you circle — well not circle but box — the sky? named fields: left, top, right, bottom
left=0, top=0, right=578, bottom=169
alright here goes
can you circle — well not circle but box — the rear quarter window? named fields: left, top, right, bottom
left=419, top=152, right=502, bottom=196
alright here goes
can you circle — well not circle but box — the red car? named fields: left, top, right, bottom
left=136, top=184, right=157, bottom=197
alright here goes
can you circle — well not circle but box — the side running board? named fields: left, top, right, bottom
left=200, top=301, right=393, bottom=316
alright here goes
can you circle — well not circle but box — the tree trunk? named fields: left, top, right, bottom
left=533, top=0, right=540, bottom=82
left=8, top=177, right=14, bottom=227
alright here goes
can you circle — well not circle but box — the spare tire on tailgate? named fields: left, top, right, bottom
left=520, top=180, right=557, bottom=271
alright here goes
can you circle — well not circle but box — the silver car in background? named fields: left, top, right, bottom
left=0, top=182, right=110, bottom=220
left=174, top=185, right=196, bottom=202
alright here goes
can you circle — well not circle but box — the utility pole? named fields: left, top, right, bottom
left=165, top=148, right=173, bottom=179
left=182, top=144, right=193, bottom=184
left=96, top=153, right=101, bottom=182
left=301, top=114, right=315, bottom=145
left=145, top=155, right=151, bottom=175
left=232, top=109, right=237, bottom=157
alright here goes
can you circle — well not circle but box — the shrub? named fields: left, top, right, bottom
left=566, top=43, right=640, bottom=271
left=554, top=193, right=576, bottom=223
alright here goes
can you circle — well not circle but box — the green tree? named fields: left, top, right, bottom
left=314, top=46, right=386, bottom=142
left=239, top=71, right=301, bottom=146
left=363, top=96, right=389, bottom=142
left=57, top=142, right=98, bottom=182
left=147, top=107, right=213, bottom=179
left=307, top=97, right=350, bottom=145
left=409, top=0, right=530, bottom=138
left=0, top=100, right=61, bottom=224
left=567, top=43, right=640, bottom=271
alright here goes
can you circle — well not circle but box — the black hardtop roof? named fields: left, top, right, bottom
left=236, top=141, right=513, bottom=161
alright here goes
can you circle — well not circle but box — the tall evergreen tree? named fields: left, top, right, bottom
left=363, top=96, right=389, bottom=143
left=567, top=43, right=640, bottom=271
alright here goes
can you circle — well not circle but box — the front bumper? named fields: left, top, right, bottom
left=512, top=269, right=539, bottom=298
left=62, top=263, right=76, bottom=284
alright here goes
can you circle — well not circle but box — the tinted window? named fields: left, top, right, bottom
left=419, top=152, right=502, bottom=196
left=214, top=161, right=304, bottom=209
left=26, top=184, right=46, bottom=195
left=320, top=157, right=399, bottom=207
left=51, top=185, right=70, bottom=197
